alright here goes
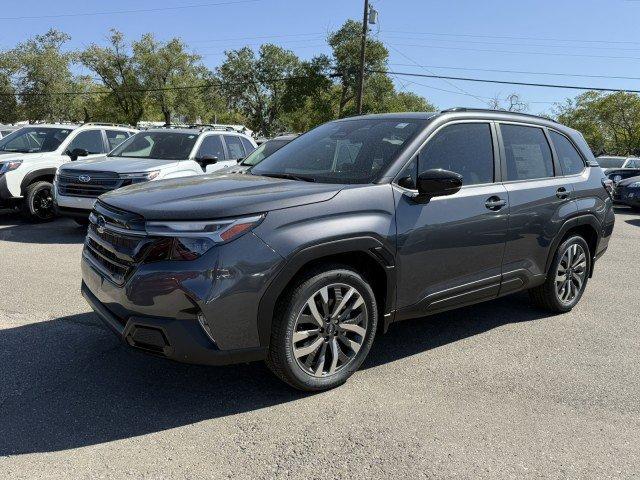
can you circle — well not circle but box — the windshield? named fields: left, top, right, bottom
left=242, top=138, right=292, bottom=166
left=0, top=127, right=72, bottom=153
left=597, top=157, right=626, bottom=169
left=109, top=131, right=198, bottom=160
left=251, top=118, right=426, bottom=184
left=624, top=159, right=640, bottom=169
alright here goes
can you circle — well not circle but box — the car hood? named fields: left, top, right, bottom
left=99, top=173, right=344, bottom=220
left=617, top=175, right=640, bottom=187
left=0, top=151, right=46, bottom=160
left=60, top=155, right=179, bottom=173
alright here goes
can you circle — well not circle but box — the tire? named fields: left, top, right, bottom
left=21, top=181, right=56, bottom=222
left=529, top=235, right=591, bottom=313
left=266, top=265, right=378, bottom=391
left=73, top=217, right=90, bottom=227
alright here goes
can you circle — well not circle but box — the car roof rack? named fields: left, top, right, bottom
left=440, top=107, right=558, bottom=123
left=83, top=122, right=134, bottom=128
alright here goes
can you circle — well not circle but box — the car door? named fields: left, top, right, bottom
left=394, top=121, right=509, bottom=318
left=222, top=134, right=246, bottom=168
left=497, top=122, right=578, bottom=293
left=195, top=134, right=227, bottom=173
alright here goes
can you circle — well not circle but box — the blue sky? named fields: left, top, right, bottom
left=2, top=0, right=640, bottom=115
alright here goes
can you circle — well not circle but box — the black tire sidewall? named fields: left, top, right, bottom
left=24, top=181, right=55, bottom=222
left=276, top=268, right=378, bottom=391
left=548, top=235, right=591, bottom=311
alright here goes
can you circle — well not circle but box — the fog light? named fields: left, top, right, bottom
left=198, top=313, right=217, bottom=346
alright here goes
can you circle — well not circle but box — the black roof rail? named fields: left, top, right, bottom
left=440, top=107, right=558, bottom=123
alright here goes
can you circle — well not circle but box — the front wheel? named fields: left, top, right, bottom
left=266, top=266, right=378, bottom=391
left=21, top=181, right=56, bottom=222
left=529, top=235, right=590, bottom=312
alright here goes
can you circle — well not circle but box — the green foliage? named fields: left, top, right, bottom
left=0, top=73, right=18, bottom=123
left=556, top=91, right=640, bottom=156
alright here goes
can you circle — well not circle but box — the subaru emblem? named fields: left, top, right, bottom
left=96, top=215, right=106, bottom=233
left=78, top=174, right=91, bottom=183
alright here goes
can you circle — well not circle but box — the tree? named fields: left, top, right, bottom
left=217, top=44, right=302, bottom=135
left=9, top=29, right=76, bottom=122
left=0, top=73, right=18, bottom=124
left=80, top=30, right=145, bottom=125
left=133, top=34, right=209, bottom=125
left=556, top=91, right=640, bottom=155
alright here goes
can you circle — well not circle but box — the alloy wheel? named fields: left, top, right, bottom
left=555, top=243, right=587, bottom=305
left=292, top=283, right=368, bottom=377
left=32, top=186, right=54, bottom=220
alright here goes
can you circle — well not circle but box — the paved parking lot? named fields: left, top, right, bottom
left=0, top=209, right=638, bottom=479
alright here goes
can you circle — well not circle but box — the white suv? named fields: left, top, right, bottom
left=0, top=123, right=136, bottom=221
left=54, top=126, right=257, bottom=224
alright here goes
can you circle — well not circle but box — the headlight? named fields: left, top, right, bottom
left=629, top=182, right=640, bottom=188
left=119, top=170, right=160, bottom=182
left=144, top=214, right=265, bottom=261
left=0, top=160, right=22, bottom=175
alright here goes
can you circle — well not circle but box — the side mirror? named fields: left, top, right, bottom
left=416, top=169, right=463, bottom=199
left=196, top=155, right=218, bottom=168
left=67, top=148, right=89, bottom=161
left=236, top=156, right=245, bottom=164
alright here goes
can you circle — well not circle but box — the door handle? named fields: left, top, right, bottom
left=556, top=187, right=570, bottom=199
left=485, top=196, right=507, bottom=211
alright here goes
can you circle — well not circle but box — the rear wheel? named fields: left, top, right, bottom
left=529, top=235, right=590, bottom=312
left=266, top=266, right=378, bottom=391
left=21, top=181, right=55, bottom=222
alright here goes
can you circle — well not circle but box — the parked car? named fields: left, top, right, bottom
left=54, top=126, right=257, bottom=224
left=611, top=174, right=640, bottom=210
left=80, top=109, right=614, bottom=391
left=222, top=133, right=298, bottom=174
left=0, top=125, right=21, bottom=139
left=596, top=155, right=640, bottom=170
left=0, top=123, right=136, bottom=221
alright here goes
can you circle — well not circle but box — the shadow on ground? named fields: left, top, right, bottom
left=0, top=213, right=86, bottom=244
left=0, top=292, right=547, bottom=456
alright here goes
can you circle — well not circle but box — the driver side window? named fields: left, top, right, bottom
left=197, top=135, right=225, bottom=159
left=67, top=130, right=105, bottom=154
left=418, top=123, right=494, bottom=186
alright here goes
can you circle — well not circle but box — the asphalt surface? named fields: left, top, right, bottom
left=0, top=208, right=638, bottom=479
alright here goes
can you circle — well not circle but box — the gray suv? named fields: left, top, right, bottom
left=80, top=109, right=615, bottom=391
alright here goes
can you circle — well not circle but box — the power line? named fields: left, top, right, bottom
left=387, top=63, right=640, bottom=82
left=370, top=69, right=640, bottom=94
left=0, top=0, right=258, bottom=21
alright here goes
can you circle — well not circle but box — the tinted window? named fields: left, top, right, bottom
left=0, top=127, right=72, bottom=153
left=596, top=157, right=625, bottom=169
left=197, top=135, right=225, bottom=159
left=252, top=118, right=426, bottom=184
left=501, top=124, right=554, bottom=181
left=418, top=123, right=494, bottom=186
left=68, top=130, right=105, bottom=154
left=240, top=137, right=255, bottom=155
left=110, top=132, right=198, bottom=160
left=224, top=135, right=245, bottom=159
left=106, top=130, right=130, bottom=151
left=625, top=158, right=640, bottom=169
left=243, top=139, right=291, bottom=166
left=550, top=131, right=584, bottom=175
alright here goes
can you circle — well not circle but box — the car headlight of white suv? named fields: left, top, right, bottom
left=119, top=171, right=160, bottom=183
left=0, top=160, right=22, bottom=175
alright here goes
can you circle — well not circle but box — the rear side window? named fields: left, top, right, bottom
left=501, top=124, right=554, bottom=181
left=197, top=135, right=225, bottom=159
left=106, top=130, right=129, bottom=151
left=224, top=135, right=245, bottom=159
left=67, top=130, right=105, bottom=154
left=417, top=123, right=494, bottom=186
left=550, top=131, right=585, bottom=176
left=240, top=137, right=255, bottom=155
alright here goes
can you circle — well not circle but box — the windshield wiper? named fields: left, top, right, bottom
left=259, top=172, right=316, bottom=182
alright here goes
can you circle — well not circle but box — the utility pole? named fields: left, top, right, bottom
left=356, top=0, right=369, bottom=115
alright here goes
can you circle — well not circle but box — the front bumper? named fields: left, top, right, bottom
left=54, top=188, right=97, bottom=213
left=81, top=229, right=284, bottom=365
left=82, top=282, right=267, bottom=365
left=614, top=187, right=640, bottom=207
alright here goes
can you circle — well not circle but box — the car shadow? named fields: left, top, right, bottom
left=0, top=292, right=546, bottom=456
left=625, top=218, right=640, bottom=227
left=0, top=214, right=86, bottom=244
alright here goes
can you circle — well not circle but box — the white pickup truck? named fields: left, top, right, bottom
left=54, top=126, right=257, bottom=225
left=0, top=123, right=136, bottom=221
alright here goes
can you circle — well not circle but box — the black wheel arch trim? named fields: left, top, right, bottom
left=545, top=213, right=602, bottom=277
left=256, top=236, right=396, bottom=347
left=20, top=168, right=57, bottom=194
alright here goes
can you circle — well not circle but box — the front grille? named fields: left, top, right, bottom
left=57, top=170, right=126, bottom=198
left=83, top=202, right=152, bottom=285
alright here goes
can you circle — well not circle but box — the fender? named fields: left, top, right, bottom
left=20, top=168, right=58, bottom=194
left=256, top=236, right=396, bottom=347
left=544, top=213, right=602, bottom=277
